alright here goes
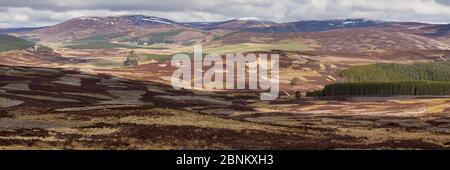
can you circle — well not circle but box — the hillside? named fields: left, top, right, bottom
left=246, top=19, right=386, bottom=32
left=14, top=15, right=193, bottom=42
left=5, top=16, right=448, bottom=55
left=183, top=17, right=278, bottom=30
left=1, top=65, right=449, bottom=149
left=3, top=15, right=449, bottom=95
left=10, top=16, right=449, bottom=47
left=212, top=26, right=450, bottom=51
left=184, top=18, right=386, bottom=32
left=0, top=34, right=35, bottom=52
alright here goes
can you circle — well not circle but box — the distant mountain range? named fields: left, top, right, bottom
left=0, top=27, right=47, bottom=34
left=182, top=17, right=278, bottom=30
left=184, top=18, right=387, bottom=32
left=1, top=15, right=449, bottom=52
left=2, top=16, right=392, bottom=34
left=4, top=15, right=449, bottom=34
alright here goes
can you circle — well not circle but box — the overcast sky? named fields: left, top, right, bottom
left=1, top=0, right=450, bottom=27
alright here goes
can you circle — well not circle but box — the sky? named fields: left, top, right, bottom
left=1, top=0, right=450, bottom=28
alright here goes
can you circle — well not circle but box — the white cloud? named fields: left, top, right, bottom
left=339, top=0, right=450, bottom=15
left=0, top=0, right=449, bottom=27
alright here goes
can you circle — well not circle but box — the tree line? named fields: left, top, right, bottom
left=308, top=81, right=450, bottom=96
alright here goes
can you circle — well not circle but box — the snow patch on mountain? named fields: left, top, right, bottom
left=78, top=17, right=100, bottom=21
left=139, top=17, right=173, bottom=25
left=236, top=17, right=263, bottom=21
left=126, top=15, right=174, bottom=25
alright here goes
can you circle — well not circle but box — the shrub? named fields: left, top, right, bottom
left=123, top=51, right=139, bottom=66
left=291, top=77, right=302, bottom=86
left=306, top=90, right=324, bottom=97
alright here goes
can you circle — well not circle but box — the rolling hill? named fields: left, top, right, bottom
left=208, top=28, right=450, bottom=53
left=184, top=18, right=386, bottom=32
left=14, top=15, right=198, bottom=43
left=8, top=15, right=450, bottom=53
left=0, top=34, right=35, bottom=52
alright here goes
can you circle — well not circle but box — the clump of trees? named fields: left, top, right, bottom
left=123, top=51, right=139, bottom=66
left=36, top=45, right=54, bottom=52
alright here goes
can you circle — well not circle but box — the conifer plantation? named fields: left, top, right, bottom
left=341, top=61, right=450, bottom=82
left=309, top=61, right=450, bottom=96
